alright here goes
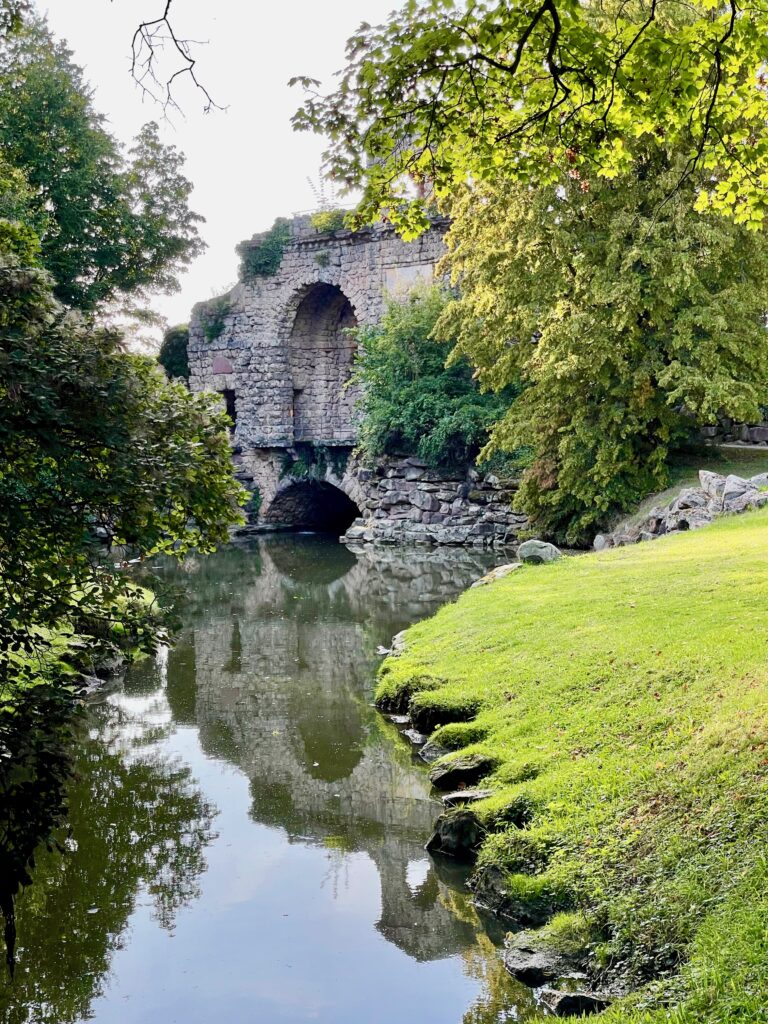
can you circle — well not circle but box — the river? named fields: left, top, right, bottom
left=1, top=536, right=538, bottom=1024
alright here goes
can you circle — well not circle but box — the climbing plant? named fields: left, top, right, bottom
left=158, top=323, right=190, bottom=380
left=237, top=217, right=291, bottom=279
left=199, top=295, right=230, bottom=342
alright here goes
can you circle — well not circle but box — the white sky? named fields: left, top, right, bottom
left=44, top=0, right=397, bottom=337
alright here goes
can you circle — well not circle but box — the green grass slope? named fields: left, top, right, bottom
left=377, top=510, right=768, bottom=1021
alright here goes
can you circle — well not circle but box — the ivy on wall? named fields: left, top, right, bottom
left=237, top=218, right=291, bottom=280
left=199, top=295, right=231, bottom=342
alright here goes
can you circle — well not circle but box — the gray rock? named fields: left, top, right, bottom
left=429, top=753, right=495, bottom=790
left=749, top=472, right=768, bottom=488
left=419, top=740, right=450, bottom=764
left=539, top=989, right=611, bottom=1017
left=425, top=808, right=483, bottom=859
left=517, top=539, right=562, bottom=564
left=441, top=788, right=494, bottom=806
left=503, top=931, right=586, bottom=988
left=699, top=470, right=727, bottom=501
left=672, top=487, right=708, bottom=511
left=722, top=474, right=756, bottom=511
left=470, top=563, right=522, bottom=588
left=403, top=728, right=428, bottom=746
left=592, top=533, right=613, bottom=551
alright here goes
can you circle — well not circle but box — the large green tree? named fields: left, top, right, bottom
left=0, top=17, right=204, bottom=311
left=294, top=0, right=768, bottom=234
left=437, top=149, right=768, bottom=541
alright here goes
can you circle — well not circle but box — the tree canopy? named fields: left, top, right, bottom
left=437, top=148, right=768, bottom=541
left=294, top=0, right=768, bottom=235
left=0, top=18, right=204, bottom=311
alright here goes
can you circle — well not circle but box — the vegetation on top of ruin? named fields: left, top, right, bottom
left=377, top=508, right=768, bottom=1022
left=236, top=217, right=292, bottom=280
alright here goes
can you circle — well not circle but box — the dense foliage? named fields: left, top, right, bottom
left=437, top=155, right=768, bottom=541
left=0, top=18, right=204, bottom=311
left=294, top=0, right=768, bottom=235
left=353, top=288, right=517, bottom=468
left=159, top=323, right=190, bottom=381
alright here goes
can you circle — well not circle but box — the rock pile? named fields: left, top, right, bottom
left=342, top=457, right=528, bottom=547
left=594, top=470, right=768, bottom=550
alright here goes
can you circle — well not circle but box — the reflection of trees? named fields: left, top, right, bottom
left=0, top=692, right=216, bottom=1024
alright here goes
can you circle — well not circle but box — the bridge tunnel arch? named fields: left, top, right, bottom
left=288, top=283, right=359, bottom=443
left=263, top=479, right=361, bottom=535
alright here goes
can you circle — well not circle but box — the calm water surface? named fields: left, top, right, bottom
left=2, top=537, right=538, bottom=1024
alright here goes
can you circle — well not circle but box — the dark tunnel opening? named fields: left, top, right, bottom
left=264, top=481, right=360, bottom=536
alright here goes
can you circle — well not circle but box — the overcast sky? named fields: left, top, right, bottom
left=44, top=1, right=396, bottom=336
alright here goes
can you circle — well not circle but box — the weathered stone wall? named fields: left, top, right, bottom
left=188, top=214, right=447, bottom=448
left=342, top=456, right=527, bottom=547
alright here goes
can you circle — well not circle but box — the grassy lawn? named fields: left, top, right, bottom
left=377, top=509, right=768, bottom=1021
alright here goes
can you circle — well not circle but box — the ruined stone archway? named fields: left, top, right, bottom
left=264, top=480, right=361, bottom=534
left=288, top=283, right=359, bottom=444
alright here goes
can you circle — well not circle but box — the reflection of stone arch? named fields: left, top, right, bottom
left=284, top=283, right=360, bottom=443
left=264, top=479, right=361, bottom=533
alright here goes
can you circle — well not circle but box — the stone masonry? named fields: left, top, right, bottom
left=188, top=214, right=527, bottom=546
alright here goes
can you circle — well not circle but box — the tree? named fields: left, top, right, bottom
left=437, top=148, right=768, bottom=542
left=352, top=287, right=517, bottom=467
left=293, top=0, right=768, bottom=235
left=0, top=152, right=245, bottom=683
left=0, top=18, right=205, bottom=311
left=158, top=323, right=190, bottom=381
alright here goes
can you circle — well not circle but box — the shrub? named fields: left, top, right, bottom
left=158, top=323, right=189, bottom=381
left=352, top=287, right=518, bottom=468
left=310, top=208, right=348, bottom=233
left=237, top=218, right=291, bottom=279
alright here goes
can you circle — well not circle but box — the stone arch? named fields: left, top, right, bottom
left=286, top=282, right=360, bottom=444
left=264, top=479, right=361, bottom=534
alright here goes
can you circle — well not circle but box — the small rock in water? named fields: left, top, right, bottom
left=419, top=740, right=450, bottom=764
left=503, top=930, right=586, bottom=987
left=441, top=788, right=494, bottom=806
left=425, top=808, right=483, bottom=860
left=538, top=989, right=611, bottom=1017
left=387, top=713, right=411, bottom=725
left=403, top=728, right=428, bottom=746
left=429, top=753, right=495, bottom=790
left=517, top=539, right=562, bottom=564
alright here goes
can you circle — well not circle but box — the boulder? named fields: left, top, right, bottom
left=698, top=470, right=727, bottom=501
left=749, top=472, right=768, bottom=489
left=517, top=539, right=563, bottom=564
left=592, top=533, right=613, bottom=552
left=722, top=474, right=757, bottom=511
left=403, top=728, right=428, bottom=746
left=671, top=487, right=707, bottom=511
left=429, top=753, right=495, bottom=790
left=503, top=931, right=586, bottom=988
left=425, top=807, right=483, bottom=859
left=539, top=989, right=611, bottom=1017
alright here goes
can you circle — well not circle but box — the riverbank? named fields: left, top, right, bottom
left=376, top=509, right=768, bottom=1020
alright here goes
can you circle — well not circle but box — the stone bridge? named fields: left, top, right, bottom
left=188, top=214, right=525, bottom=546
left=189, top=214, right=445, bottom=530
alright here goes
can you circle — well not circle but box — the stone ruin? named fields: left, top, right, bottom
left=188, top=214, right=526, bottom=546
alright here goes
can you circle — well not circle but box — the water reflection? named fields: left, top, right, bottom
left=2, top=537, right=538, bottom=1023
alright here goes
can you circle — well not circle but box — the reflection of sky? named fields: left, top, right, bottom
left=83, top=712, right=483, bottom=1024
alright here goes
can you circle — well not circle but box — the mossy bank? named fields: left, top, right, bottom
left=376, top=510, right=768, bottom=1021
